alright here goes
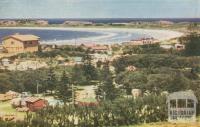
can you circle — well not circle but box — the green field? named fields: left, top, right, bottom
left=123, top=122, right=200, bottom=127
left=122, top=117, right=200, bottom=127
left=0, top=101, right=26, bottom=120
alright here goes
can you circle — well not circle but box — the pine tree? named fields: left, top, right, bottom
left=46, top=68, right=57, bottom=94
left=96, top=62, right=119, bottom=101
left=82, top=49, right=97, bottom=80
left=55, top=71, right=72, bottom=104
left=71, top=64, right=87, bottom=85
left=180, top=33, right=200, bottom=56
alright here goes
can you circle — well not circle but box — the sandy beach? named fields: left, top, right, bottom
left=0, top=27, right=184, bottom=45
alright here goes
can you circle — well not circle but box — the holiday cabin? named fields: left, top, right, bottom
left=2, top=34, right=40, bottom=53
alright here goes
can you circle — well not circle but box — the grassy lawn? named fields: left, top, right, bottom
left=122, top=117, right=200, bottom=127
left=0, top=101, right=26, bottom=120
left=124, top=122, right=200, bottom=127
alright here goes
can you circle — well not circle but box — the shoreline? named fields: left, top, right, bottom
left=0, top=27, right=184, bottom=45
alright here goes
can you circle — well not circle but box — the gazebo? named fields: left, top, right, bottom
left=167, top=90, right=198, bottom=122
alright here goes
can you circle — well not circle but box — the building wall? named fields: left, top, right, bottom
left=2, top=38, right=39, bottom=53
left=27, top=100, right=46, bottom=111
left=2, top=38, right=24, bottom=53
left=24, top=40, right=39, bottom=53
left=24, top=46, right=39, bottom=52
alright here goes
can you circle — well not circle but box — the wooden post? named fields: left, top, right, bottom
left=168, top=100, right=170, bottom=122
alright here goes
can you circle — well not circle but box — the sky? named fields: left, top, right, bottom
left=0, top=0, right=200, bottom=19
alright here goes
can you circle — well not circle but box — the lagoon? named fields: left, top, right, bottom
left=0, top=27, right=183, bottom=45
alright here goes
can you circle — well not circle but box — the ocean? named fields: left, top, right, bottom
left=0, top=28, right=153, bottom=45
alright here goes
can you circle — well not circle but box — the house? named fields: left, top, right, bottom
left=175, top=43, right=185, bottom=51
left=0, top=94, right=13, bottom=101
left=123, top=37, right=158, bottom=46
left=167, top=90, right=198, bottom=122
left=0, top=45, right=6, bottom=53
left=45, top=98, right=64, bottom=107
left=11, top=97, right=47, bottom=111
left=131, top=89, right=142, bottom=98
left=56, top=55, right=66, bottom=64
left=35, top=20, right=48, bottom=26
left=90, top=45, right=109, bottom=52
left=25, top=97, right=47, bottom=112
left=6, top=90, right=19, bottom=98
left=73, top=57, right=83, bottom=64
left=63, top=21, right=93, bottom=26
left=2, top=34, right=40, bottom=53
left=126, top=66, right=137, bottom=72
left=90, top=53, right=110, bottom=63
left=157, top=20, right=174, bottom=25
left=84, top=44, right=109, bottom=52
left=1, top=58, right=11, bottom=66
left=160, top=44, right=174, bottom=50
left=0, top=20, right=17, bottom=26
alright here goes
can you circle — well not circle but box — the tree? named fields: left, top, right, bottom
left=96, top=60, right=102, bottom=68
left=23, top=69, right=47, bottom=94
left=145, top=74, right=172, bottom=94
left=96, top=62, right=120, bottom=101
left=71, top=65, right=87, bottom=85
left=187, top=23, right=198, bottom=32
left=115, top=71, right=147, bottom=94
left=180, top=33, right=200, bottom=56
left=55, top=71, right=72, bottom=104
left=166, top=72, right=190, bottom=92
left=82, top=49, right=98, bottom=80
left=45, top=68, right=57, bottom=94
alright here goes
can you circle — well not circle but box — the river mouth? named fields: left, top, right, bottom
left=0, top=27, right=183, bottom=45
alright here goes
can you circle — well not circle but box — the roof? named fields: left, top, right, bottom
left=91, top=45, right=108, bottom=50
left=6, top=90, right=19, bottom=95
left=83, top=43, right=108, bottom=50
left=167, top=90, right=198, bottom=103
left=3, top=34, right=40, bottom=42
left=24, top=97, right=43, bottom=103
left=175, top=43, right=185, bottom=46
left=73, top=57, right=82, bottom=62
left=130, top=37, right=155, bottom=42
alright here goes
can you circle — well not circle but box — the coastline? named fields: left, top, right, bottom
left=0, top=27, right=184, bottom=45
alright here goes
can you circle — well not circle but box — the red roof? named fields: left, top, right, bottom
left=130, top=37, right=155, bottom=41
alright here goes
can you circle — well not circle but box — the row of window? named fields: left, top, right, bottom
left=10, top=41, right=36, bottom=45
left=170, top=99, right=195, bottom=108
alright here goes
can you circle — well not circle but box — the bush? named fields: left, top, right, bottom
left=112, top=54, right=200, bottom=73
left=6, top=95, right=167, bottom=127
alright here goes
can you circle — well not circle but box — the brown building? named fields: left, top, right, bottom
left=174, top=43, right=185, bottom=51
left=25, top=97, right=47, bottom=112
left=84, top=43, right=109, bottom=52
left=2, top=34, right=40, bottom=53
left=123, top=37, right=158, bottom=46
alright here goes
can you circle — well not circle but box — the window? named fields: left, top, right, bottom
left=178, top=99, right=186, bottom=108
left=170, top=100, right=176, bottom=108
left=187, top=99, right=194, bottom=108
left=11, top=41, right=14, bottom=44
